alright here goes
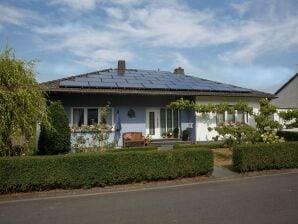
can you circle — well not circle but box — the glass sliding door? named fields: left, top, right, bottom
left=149, top=112, right=155, bottom=135
left=166, top=109, right=173, bottom=131
left=160, top=108, right=166, bottom=137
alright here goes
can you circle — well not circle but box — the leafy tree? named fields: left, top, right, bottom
left=0, top=48, right=48, bottom=156
left=38, top=101, right=71, bottom=155
left=254, top=99, right=281, bottom=133
left=279, top=109, right=298, bottom=129
left=215, top=123, right=261, bottom=147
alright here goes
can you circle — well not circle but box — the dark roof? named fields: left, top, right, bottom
left=275, top=73, right=298, bottom=95
left=42, top=68, right=274, bottom=98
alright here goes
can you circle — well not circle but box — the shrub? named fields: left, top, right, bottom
left=107, top=145, right=157, bottom=153
left=173, top=142, right=224, bottom=149
left=38, top=101, right=70, bottom=155
left=233, top=142, right=298, bottom=172
left=277, top=131, right=298, bottom=141
left=182, top=130, right=189, bottom=141
left=261, top=130, right=285, bottom=144
left=0, top=149, right=213, bottom=193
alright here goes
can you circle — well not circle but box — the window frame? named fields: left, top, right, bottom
left=70, top=107, right=114, bottom=128
left=160, top=108, right=180, bottom=135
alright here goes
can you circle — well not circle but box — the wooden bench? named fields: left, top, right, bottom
left=123, top=132, right=145, bottom=147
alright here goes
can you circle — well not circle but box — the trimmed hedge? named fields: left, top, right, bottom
left=233, top=142, right=298, bottom=172
left=277, top=131, right=298, bottom=141
left=173, top=142, right=224, bottom=150
left=107, top=145, right=157, bottom=153
left=0, top=149, right=213, bottom=193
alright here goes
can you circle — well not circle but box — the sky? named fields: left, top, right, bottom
left=0, top=0, right=297, bottom=93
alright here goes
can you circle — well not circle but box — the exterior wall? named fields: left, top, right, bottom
left=271, top=75, right=298, bottom=109
left=49, top=93, right=196, bottom=146
left=195, top=96, right=260, bottom=141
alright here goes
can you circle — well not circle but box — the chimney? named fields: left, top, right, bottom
left=118, top=60, right=126, bottom=75
left=174, top=67, right=184, bottom=75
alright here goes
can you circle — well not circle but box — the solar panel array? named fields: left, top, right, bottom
left=59, top=69, right=251, bottom=92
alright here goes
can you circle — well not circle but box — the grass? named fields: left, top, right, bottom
left=212, top=148, right=233, bottom=170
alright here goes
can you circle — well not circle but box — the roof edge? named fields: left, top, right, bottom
left=275, top=73, right=298, bottom=95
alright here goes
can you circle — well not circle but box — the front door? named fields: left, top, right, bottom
left=146, top=108, right=160, bottom=139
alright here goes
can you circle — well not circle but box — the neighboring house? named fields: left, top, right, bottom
left=271, top=73, right=298, bottom=127
left=42, top=60, right=273, bottom=146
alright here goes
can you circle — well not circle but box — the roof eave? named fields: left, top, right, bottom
left=45, top=87, right=274, bottom=98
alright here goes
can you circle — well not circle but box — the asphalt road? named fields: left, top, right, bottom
left=1, top=172, right=298, bottom=224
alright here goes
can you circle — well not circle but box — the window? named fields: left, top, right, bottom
left=216, top=113, right=225, bottom=126
left=166, top=109, right=173, bottom=131
left=160, top=108, right=180, bottom=135
left=73, top=108, right=84, bottom=127
left=87, top=109, right=98, bottom=125
left=160, top=108, right=166, bottom=136
left=71, top=107, right=114, bottom=127
left=227, top=111, right=235, bottom=123
left=236, top=110, right=245, bottom=123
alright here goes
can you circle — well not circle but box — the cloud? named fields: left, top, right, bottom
left=104, top=7, right=124, bottom=19
left=31, top=0, right=298, bottom=69
left=0, top=4, right=34, bottom=26
left=49, top=0, right=141, bottom=11
left=230, top=1, right=252, bottom=16
left=49, top=0, right=97, bottom=11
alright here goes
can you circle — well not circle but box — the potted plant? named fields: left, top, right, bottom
left=173, top=127, right=179, bottom=138
left=144, top=134, right=152, bottom=146
left=167, top=130, right=173, bottom=138
left=182, top=130, right=189, bottom=141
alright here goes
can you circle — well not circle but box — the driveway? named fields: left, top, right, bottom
left=0, top=172, right=298, bottom=224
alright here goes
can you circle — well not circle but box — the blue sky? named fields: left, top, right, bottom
left=0, top=0, right=297, bottom=93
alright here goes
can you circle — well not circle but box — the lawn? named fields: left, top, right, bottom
left=212, top=148, right=233, bottom=170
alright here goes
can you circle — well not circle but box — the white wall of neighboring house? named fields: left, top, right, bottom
left=195, top=96, right=260, bottom=141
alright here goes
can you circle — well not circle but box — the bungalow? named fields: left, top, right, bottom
left=42, top=60, right=273, bottom=146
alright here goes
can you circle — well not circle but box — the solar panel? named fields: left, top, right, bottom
left=88, top=81, right=117, bottom=88
left=102, top=78, right=127, bottom=83
left=116, top=83, right=143, bottom=88
left=127, top=79, right=151, bottom=84
left=60, top=80, right=89, bottom=87
left=58, top=69, right=251, bottom=93
left=143, top=83, right=168, bottom=89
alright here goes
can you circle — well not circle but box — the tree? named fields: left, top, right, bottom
left=279, top=109, right=298, bottom=129
left=254, top=99, right=281, bottom=133
left=38, top=101, right=71, bottom=155
left=0, top=48, right=48, bottom=156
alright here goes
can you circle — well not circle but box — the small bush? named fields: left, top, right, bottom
left=182, top=130, right=189, bottom=141
left=173, top=142, right=224, bottom=150
left=233, top=142, right=298, bottom=172
left=38, top=101, right=71, bottom=155
left=0, top=148, right=213, bottom=193
left=277, top=131, right=298, bottom=141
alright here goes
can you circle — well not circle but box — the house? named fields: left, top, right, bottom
left=42, top=60, right=273, bottom=146
left=271, top=73, right=298, bottom=127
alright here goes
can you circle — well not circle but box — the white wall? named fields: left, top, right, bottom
left=195, top=96, right=260, bottom=141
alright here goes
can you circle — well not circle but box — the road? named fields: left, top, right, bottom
left=0, top=172, right=298, bottom=224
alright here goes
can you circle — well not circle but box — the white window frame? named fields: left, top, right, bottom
left=163, top=108, right=180, bottom=133
left=70, top=107, right=114, bottom=128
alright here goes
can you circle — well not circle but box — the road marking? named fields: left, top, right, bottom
left=0, top=171, right=297, bottom=205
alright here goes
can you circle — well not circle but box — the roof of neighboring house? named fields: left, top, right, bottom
left=42, top=68, right=274, bottom=98
left=275, top=73, right=298, bottom=95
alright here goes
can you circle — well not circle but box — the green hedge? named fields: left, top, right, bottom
left=108, top=145, right=157, bottom=153
left=277, top=131, right=298, bottom=141
left=233, top=142, right=298, bottom=172
left=0, top=149, right=213, bottom=193
left=173, top=142, right=224, bottom=150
